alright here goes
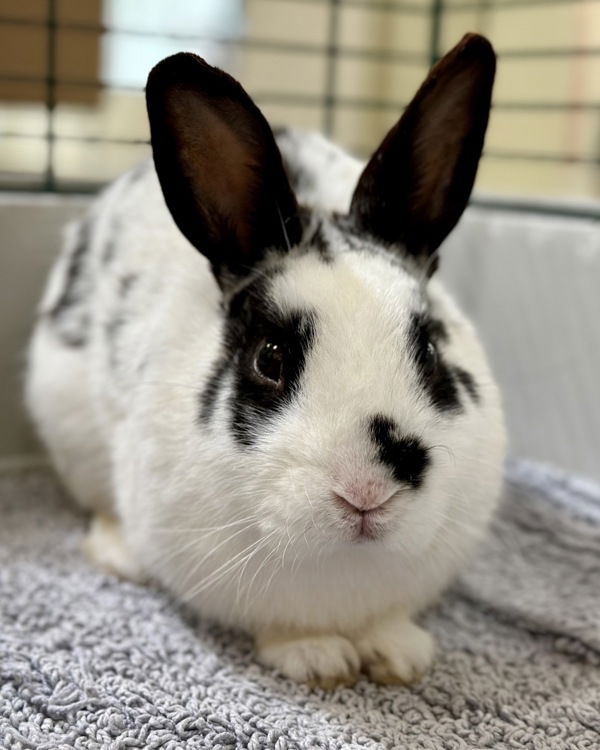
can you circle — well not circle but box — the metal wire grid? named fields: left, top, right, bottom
left=1, top=0, right=600, bottom=218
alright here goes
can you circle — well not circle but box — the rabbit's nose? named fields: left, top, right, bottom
left=332, top=481, right=397, bottom=513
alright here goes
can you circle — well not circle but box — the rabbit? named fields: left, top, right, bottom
left=26, top=33, right=506, bottom=688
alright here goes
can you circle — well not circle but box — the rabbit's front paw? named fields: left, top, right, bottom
left=257, top=632, right=360, bottom=689
left=356, top=614, right=434, bottom=685
left=83, top=513, right=144, bottom=582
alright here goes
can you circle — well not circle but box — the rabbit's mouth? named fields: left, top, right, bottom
left=332, top=493, right=390, bottom=542
left=354, top=509, right=388, bottom=542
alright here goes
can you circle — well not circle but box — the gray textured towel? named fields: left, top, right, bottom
left=1, top=461, right=599, bottom=749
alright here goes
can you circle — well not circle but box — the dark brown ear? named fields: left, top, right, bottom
left=146, top=53, right=301, bottom=287
left=349, top=33, right=496, bottom=269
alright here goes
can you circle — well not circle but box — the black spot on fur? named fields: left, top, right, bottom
left=199, top=275, right=316, bottom=447
left=102, top=238, right=116, bottom=265
left=104, top=315, right=124, bottom=341
left=49, top=219, right=90, bottom=321
left=332, top=213, right=360, bottom=246
left=104, top=314, right=125, bottom=370
left=102, top=217, right=121, bottom=265
left=453, top=366, right=480, bottom=404
left=119, top=274, right=137, bottom=297
left=332, top=213, right=415, bottom=271
left=48, top=217, right=93, bottom=347
left=369, top=415, right=430, bottom=489
left=51, top=319, right=89, bottom=348
left=410, top=313, right=461, bottom=413
left=307, top=222, right=333, bottom=264
left=103, top=275, right=139, bottom=369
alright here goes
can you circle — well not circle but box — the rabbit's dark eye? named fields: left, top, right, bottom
left=254, top=339, right=285, bottom=386
left=425, top=341, right=438, bottom=369
left=419, top=339, right=439, bottom=377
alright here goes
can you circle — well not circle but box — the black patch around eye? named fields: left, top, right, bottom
left=199, top=357, right=230, bottom=423
left=410, top=313, right=461, bottom=413
left=230, top=312, right=315, bottom=447
left=453, top=366, right=480, bottom=404
left=197, top=274, right=316, bottom=447
left=369, top=415, right=430, bottom=489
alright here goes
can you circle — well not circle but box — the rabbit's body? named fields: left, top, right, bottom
left=27, top=37, right=506, bottom=686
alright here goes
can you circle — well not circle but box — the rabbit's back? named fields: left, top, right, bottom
left=25, top=161, right=211, bottom=511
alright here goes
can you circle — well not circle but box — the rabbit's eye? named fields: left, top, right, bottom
left=254, top=339, right=285, bottom=386
left=421, top=340, right=439, bottom=376
left=426, top=341, right=437, bottom=365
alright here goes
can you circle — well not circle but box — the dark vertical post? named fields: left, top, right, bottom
left=44, top=0, right=57, bottom=191
left=429, top=0, right=443, bottom=67
left=323, top=0, right=340, bottom=137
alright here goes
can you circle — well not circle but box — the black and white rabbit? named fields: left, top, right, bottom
left=26, top=34, right=506, bottom=687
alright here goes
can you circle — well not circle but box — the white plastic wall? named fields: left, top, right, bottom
left=442, top=204, right=600, bottom=481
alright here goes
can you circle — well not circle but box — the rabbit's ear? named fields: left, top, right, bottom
left=350, top=34, right=495, bottom=271
left=146, top=53, right=301, bottom=287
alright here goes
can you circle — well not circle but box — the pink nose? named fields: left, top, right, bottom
left=332, top=483, right=396, bottom=513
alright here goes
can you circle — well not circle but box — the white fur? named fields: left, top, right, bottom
left=356, top=608, right=435, bottom=684
left=257, top=633, right=361, bottom=688
left=26, top=130, right=506, bottom=686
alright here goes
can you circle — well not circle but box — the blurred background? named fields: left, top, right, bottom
left=1, top=0, right=599, bottom=481
left=3, top=0, right=600, bottom=195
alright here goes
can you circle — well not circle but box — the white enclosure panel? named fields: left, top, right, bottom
left=441, top=205, right=600, bottom=482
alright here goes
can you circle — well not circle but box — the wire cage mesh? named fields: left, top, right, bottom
left=1, top=0, right=600, bottom=214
